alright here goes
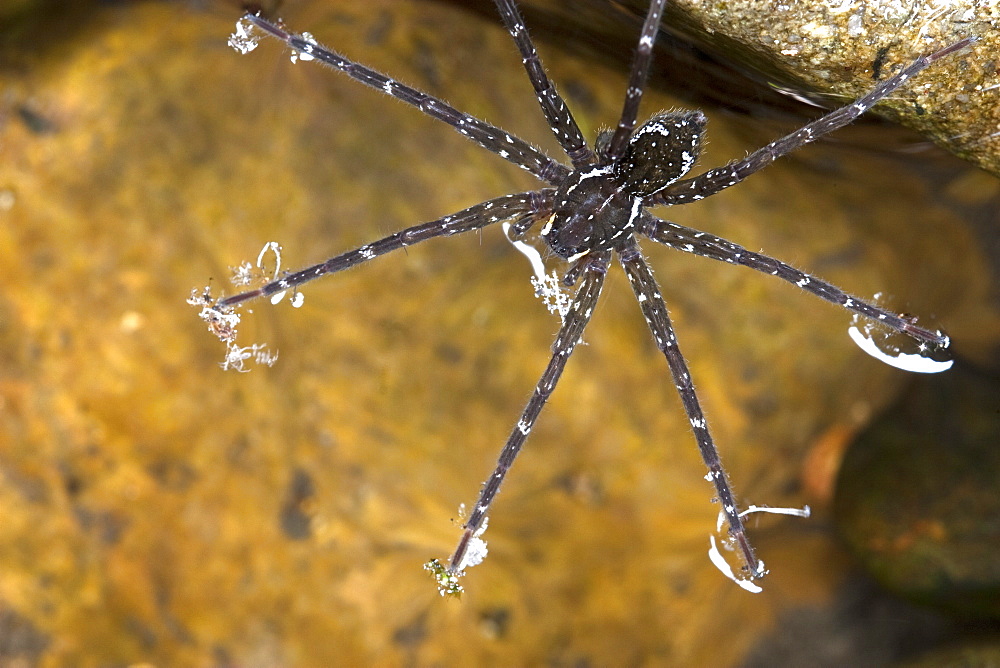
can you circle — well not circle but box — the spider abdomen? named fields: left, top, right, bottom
left=544, top=167, right=641, bottom=259
left=615, top=110, right=705, bottom=196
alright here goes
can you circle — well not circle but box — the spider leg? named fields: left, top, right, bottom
left=617, top=237, right=762, bottom=578
left=506, top=197, right=552, bottom=241
left=651, top=36, right=976, bottom=205
left=243, top=14, right=569, bottom=185
left=220, top=191, right=553, bottom=308
left=640, top=212, right=950, bottom=348
left=492, top=0, right=596, bottom=167
left=604, top=0, right=669, bottom=161
left=447, top=250, right=612, bottom=575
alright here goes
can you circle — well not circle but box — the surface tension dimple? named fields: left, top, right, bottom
left=848, top=324, right=953, bottom=373
left=708, top=536, right=763, bottom=594
left=503, top=222, right=573, bottom=321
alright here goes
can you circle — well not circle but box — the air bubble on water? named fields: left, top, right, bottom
left=291, top=291, right=305, bottom=308
left=848, top=324, right=953, bottom=374
left=228, top=17, right=260, bottom=55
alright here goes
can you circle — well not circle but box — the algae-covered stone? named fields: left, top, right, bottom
left=836, top=363, right=1000, bottom=619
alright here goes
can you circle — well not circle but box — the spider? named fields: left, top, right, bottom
left=207, top=0, right=971, bottom=593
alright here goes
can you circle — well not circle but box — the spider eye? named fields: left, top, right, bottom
left=615, top=111, right=705, bottom=196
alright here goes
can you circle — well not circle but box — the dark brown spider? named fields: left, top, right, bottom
left=201, top=0, right=971, bottom=594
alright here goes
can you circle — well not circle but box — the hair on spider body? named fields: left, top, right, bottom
left=611, top=110, right=705, bottom=196
left=202, top=0, right=972, bottom=594
left=545, top=110, right=706, bottom=260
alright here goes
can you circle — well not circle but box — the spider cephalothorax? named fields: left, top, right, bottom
left=202, top=0, right=971, bottom=594
left=545, top=111, right=705, bottom=260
